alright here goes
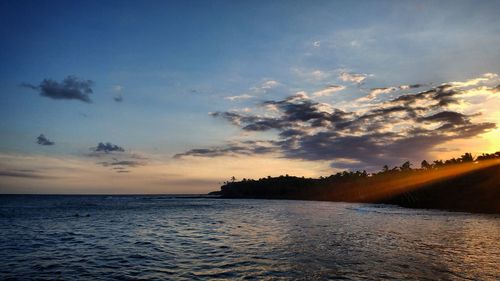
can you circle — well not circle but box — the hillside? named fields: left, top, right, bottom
left=211, top=153, right=500, bottom=214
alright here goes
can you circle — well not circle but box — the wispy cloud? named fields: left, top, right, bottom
left=312, top=85, right=346, bottom=97
left=20, top=76, right=94, bottom=103
left=339, top=71, right=370, bottom=84
left=0, top=169, right=54, bottom=179
left=225, top=94, right=254, bottom=101
left=357, top=84, right=423, bottom=102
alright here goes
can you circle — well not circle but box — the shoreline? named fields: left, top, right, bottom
left=210, top=161, right=500, bottom=215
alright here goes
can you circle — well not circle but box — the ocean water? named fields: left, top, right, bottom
left=0, top=195, right=499, bottom=280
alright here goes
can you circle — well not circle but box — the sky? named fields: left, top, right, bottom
left=0, top=0, right=499, bottom=194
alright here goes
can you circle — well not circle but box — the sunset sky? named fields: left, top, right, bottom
left=1, top=0, right=499, bottom=194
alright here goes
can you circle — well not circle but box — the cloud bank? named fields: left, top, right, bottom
left=177, top=74, right=498, bottom=171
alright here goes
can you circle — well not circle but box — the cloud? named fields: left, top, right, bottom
left=312, top=85, right=346, bottom=97
left=112, top=85, right=124, bottom=102
left=174, top=141, right=278, bottom=158
left=357, top=84, right=423, bottom=102
left=418, top=111, right=469, bottom=125
left=91, top=142, right=125, bottom=154
left=177, top=75, right=498, bottom=170
left=349, top=40, right=361, bottom=48
left=113, top=85, right=123, bottom=92
left=449, top=73, right=498, bottom=88
left=36, top=134, right=55, bottom=146
left=110, top=160, right=143, bottom=167
left=87, top=142, right=150, bottom=173
left=339, top=71, right=369, bottom=84
left=21, top=76, right=94, bottom=103
left=0, top=169, right=54, bottom=179
left=261, top=80, right=279, bottom=89
left=98, top=159, right=145, bottom=171
left=227, top=80, right=280, bottom=101
left=249, top=79, right=280, bottom=95
left=225, top=94, right=254, bottom=101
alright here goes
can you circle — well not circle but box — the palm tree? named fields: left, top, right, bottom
left=382, top=165, right=389, bottom=172
left=460, top=152, right=474, bottom=163
left=400, top=161, right=412, bottom=171
left=421, top=160, right=431, bottom=170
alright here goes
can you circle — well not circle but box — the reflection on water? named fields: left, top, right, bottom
left=0, top=195, right=499, bottom=280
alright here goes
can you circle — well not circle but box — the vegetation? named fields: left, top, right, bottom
left=211, top=151, right=500, bottom=214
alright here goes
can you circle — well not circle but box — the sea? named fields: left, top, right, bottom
left=0, top=195, right=498, bottom=280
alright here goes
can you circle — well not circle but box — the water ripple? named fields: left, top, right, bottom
left=0, top=196, right=499, bottom=280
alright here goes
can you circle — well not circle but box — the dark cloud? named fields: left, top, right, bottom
left=174, top=141, right=278, bottom=158
left=418, top=111, right=469, bottom=125
left=36, top=134, right=55, bottom=146
left=97, top=158, right=146, bottom=173
left=88, top=143, right=148, bottom=173
left=0, top=169, right=53, bottom=179
left=110, top=160, right=143, bottom=167
left=91, top=142, right=125, bottom=153
left=20, top=75, right=94, bottom=103
left=407, top=84, right=423, bottom=89
left=177, top=81, right=496, bottom=170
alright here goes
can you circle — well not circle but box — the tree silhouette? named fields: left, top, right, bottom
left=400, top=161, right=412, bottom=171
left=215, top=150, right=500, bottom=213
left=421, top=160, right=431, bottom=170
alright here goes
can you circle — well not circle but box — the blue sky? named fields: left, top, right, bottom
left=1, top=0, right=500, bottom=193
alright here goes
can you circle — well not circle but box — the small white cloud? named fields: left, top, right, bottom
left=312, top=85, right=346, bottom=97
left=356, top=84, right=423, bottom=103
left=356, top=87, right=397, bottom=103
left=450, top=73, right=498, bottom=88
left=483, top=73, right=498, bottom=79
left=249, top=79, right=280, bottom=94
left=113, top=85, right=123, bottom=92
left=370, top=87, right=398, bottom=96
left=349, top=40, right=361, bottom=48
left=313, top=41, right=321, bottom=47
left=225, top=94, right=254, bottom=101
left=339, top=71, right=370, bottom=84
left=261, top=80, right=279, bottom=89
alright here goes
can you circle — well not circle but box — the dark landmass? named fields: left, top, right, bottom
left=210, top=152, right=500, bottom=214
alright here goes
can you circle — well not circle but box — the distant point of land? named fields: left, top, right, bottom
left=210, top=151, right=500, bottom=214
